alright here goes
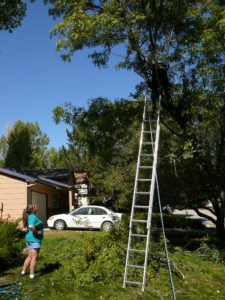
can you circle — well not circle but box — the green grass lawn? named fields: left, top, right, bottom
left=1, top=229, right=225, bottom=299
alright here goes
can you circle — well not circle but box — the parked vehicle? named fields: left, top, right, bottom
left=47, top=205, right=122, bottom=231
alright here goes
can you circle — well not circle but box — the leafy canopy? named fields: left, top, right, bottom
left=4, top=120, right=50, bottom=170
left=53, top=97, right=143, bottom=208
left=49, top=0, right=225, bottom=239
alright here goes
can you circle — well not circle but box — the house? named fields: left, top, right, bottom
left=0, top=168, right=89, bottom=225
left=21, top=168, right=89, bottom=208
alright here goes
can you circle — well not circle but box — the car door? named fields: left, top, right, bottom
left=69, top=207, right=91, bottom=228
left=88, top=207, right=108, bottom=228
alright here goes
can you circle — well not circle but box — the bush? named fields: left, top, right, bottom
left=38, top=213, right=207, bottom=288
left=152, top=213, right=206, bottom=229
left=119, top=212, right=205, bottom=233
left=41, top=233, right=126, bottom=287
left=47, top=216, right=167, bottom=287
left=0, top=220, right=26, bottom=271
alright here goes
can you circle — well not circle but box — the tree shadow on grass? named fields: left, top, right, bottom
left=0, top=256, right=25, bottom=274
left=37, top=262, right=61, bottom=276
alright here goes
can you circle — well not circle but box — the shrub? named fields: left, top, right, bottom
left=0, top=220, right=26, bottom=271
left=152, top=213, right=206, bottom=229
left=119, top=212, right=205, bottom=232
left=43, top=216, right=168, bottom=287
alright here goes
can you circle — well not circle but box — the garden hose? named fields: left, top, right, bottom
left=0, top=278, right=46, bottom=299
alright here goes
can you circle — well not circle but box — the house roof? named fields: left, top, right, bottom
left=21, top=168, right=75, bottom=181
left=21, top=168, right=87, bottom=183
left=0, top=168, right=35, bottom=183
left=0, top=168, right=72, bottom=189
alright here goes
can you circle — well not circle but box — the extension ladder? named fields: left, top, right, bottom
left=123, top=95, right=161, bottom=292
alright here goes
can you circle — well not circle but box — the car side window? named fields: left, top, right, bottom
left=91, top=208, right=108, bottom=215
left=72, top=207, right=90, bottom=216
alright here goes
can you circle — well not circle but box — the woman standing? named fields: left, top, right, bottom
left=21, top=204, right=44, bottom=279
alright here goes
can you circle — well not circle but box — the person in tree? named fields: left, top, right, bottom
left=146, top=51, right=170, bottom=110
left=21, top=204, right=44, bottom=279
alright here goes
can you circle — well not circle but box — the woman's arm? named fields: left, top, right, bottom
left=28, top=225, right=41, bottom=235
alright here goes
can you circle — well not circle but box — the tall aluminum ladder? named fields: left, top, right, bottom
left=123, top=94, right=161, bottom=292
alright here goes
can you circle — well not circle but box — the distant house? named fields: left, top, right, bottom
left=0, top=168, right=89, bottom=225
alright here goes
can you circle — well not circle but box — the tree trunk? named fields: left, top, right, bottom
left=216, top=215, right=225, bottom=241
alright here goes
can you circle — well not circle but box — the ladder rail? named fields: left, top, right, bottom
left=142, top=95, right=161, bottom=291
left=123, top=95, right=148, bottom=288
left=123, top=94, right=176, bottom=299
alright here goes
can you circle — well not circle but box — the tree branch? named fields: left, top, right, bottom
left=166, top=26, right=174, bottom=59
left=194, top=208, right=216, bottom=224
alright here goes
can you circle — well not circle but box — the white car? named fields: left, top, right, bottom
left=47, top=205, right=122, bottom=232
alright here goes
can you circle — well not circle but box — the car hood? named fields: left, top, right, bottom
left=49, top=214, right=68, bottom=219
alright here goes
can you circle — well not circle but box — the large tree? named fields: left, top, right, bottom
left=4, top=120, right=50, bottom=170
left=53, top=98, right=143, bottom=209
left=48, top=0, right=225, bottom=239
left=45, top=145, right=78, bottom=168
left=0, top=135, right=8, bottom=167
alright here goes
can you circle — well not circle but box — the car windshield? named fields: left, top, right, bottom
left=71, top=207, right=90, bottom=216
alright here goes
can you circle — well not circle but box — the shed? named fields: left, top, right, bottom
left=0, top=168, right=72, bottom=225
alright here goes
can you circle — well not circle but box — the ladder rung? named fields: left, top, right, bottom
left=134, top=205, right=149, bottom=209
left=136, top=192, right=150, bottom=195
left=132, top=219, right=147, bottom=223
left=141, top=154, right=153, bottom=157
left=130, top=249, right=145, bottom=253
left=137, top=179, right=151, bottom=182
left=131, top=233, right=147, bottom=237
left=143, top=142, right=154, bottom=145
left=139, top=166, right=152, bottom=169
left=126, top=280, right=143, bottom=285
left=143, top=131, right=156, bottom=134
left=127, top=264, right=144, bottom=269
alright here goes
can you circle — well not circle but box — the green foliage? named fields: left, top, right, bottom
left=195, top=242, right=225, bottom=264
left=0, top=220, right=25, bottom=271
left=4, top=120, right=32, bottom=170
left=152, top=213, right=206, bottom=230
left=0, top=134, right=8, bottom=163
left=0, top=0, right=27, bottom=33
left=53, top=98, right=143, bottom=209
left=39, top=232, right=126, bottom=287
left=112, top=213, right=205, bottom=240
left=2, top=230, right=225, bottom=299
left=4, top=120, right=50, bottom=170
left=48, top=0, right=225, bottom=240
left=62, top=234, right=125, bottom=286
left=27, top=121, right=50, bottom=169
left=38, top=219, right=171, bottom=288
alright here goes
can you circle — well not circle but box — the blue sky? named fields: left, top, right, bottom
left=0, top=1, right=140, bottom=149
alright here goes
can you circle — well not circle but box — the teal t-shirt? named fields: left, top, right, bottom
left=25, top=214, right=44, bottom=243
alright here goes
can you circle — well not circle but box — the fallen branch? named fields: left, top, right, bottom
left=170, top=258, right=185, bottom=280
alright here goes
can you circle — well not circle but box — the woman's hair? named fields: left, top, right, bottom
left=22, top=204, right=37, bottom=228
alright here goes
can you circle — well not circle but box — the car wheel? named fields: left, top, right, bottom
left=54, top=219, right=66, bottom=230
left=101, top=221, right=113, bottom=232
